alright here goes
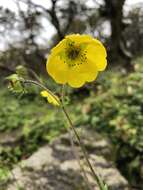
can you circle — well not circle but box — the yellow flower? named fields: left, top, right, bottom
left=40, top=90, right=60, bottom=106
left=47, top=34, right=107, bottom=88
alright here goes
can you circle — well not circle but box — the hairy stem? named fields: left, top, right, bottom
left=61, top=85, right=92, bottom=190
left=61, top=105, right=103, bottom=188
left=20, top=79, right=60, bottom=105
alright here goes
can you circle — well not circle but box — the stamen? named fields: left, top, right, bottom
left=64, top=40, right=88, bottom=67
left=67, top=49, right=80, bottom=60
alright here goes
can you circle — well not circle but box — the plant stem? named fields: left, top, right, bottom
left=61, top=85, right=92, bottom=190
left=61, top=104, right=103, bottom=189
left=20, top=79, right=60, bottom=105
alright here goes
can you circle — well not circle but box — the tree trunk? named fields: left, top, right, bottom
left=104, top=0, right=127, bottom=60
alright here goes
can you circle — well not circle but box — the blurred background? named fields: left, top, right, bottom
left=0, top=0, right=143, bottom=189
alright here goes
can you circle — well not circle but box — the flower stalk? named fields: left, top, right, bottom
left=61, top=85, right=92, bottom=190
left=61, top=105, right=104, bottom=188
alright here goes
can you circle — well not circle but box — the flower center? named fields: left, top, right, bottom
left=67, top=49, right=80, bottom=60
left=61, top=39, right=88, bottom=67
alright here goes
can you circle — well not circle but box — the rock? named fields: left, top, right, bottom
left=0, top=128, right=22, bottom=146
left=5, top=128, right=129, bottom=190
left=23, top=146, right=59, bottom=170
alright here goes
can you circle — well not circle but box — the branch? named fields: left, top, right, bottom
left=49, top=0, right=63, bottom=39
left=63, top=1, right=76, bottom=34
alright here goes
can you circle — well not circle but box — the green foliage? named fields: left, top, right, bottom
left=0, top=167, right=10, bottom=181
left=0, top=88, right=65, bottom=183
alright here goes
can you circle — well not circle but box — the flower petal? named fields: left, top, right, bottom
left=40, top=91, right=60, bottom=106
left=47, top=54, right=68, bottom=84
left=86, top=41, right=107, bottom=71
left=67, top=70, right=98, bottom=88
left=66, top=34, right=93, bottom=44
left=83, top=71, right=98, bottom=82
left=51, top=39, right=66, bottom=55
left=67, top=71, right=85, bottom=88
